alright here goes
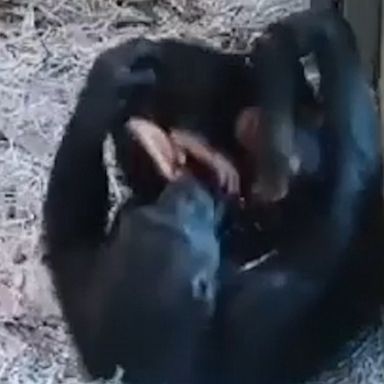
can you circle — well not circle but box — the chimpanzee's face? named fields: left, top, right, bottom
left=235, top=107, right=300, bottom=204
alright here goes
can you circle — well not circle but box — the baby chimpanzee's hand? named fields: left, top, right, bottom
left=128, top=118, right=186, bottom=182
left=127, top=118, right=240, bottom=195
left=170, top=129, right=240, bottom=195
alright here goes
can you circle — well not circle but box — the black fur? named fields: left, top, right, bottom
left=110, top=38, right=252, bottom=202
left=42, top=10, right=383, bottom=384
left=108, top=36, right=318, bottom=203
left=43, top=41, right=226, bottom=383
left=212, top=10, right=384, bottom=384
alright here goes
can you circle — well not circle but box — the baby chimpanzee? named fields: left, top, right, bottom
left=103, top=29, right=319, bottom=205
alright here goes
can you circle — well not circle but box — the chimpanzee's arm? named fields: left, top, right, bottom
left=42, top=39, right=158, bottom=380
left=43, top=39, right=156, bottom=255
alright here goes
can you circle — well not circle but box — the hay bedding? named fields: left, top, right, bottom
left=0, top=0, right=383, bottom=382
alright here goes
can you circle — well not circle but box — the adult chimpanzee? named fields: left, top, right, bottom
left=211, top=9, right=384, bottom=384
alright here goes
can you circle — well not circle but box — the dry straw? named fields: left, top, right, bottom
left=0, top=1, right=382, bottom=383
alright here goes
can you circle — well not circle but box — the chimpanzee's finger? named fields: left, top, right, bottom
left=128, top=118, right=181, bottom=181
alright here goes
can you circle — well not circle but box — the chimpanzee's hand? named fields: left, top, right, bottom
left=128, top=118, right=186, bottom=182
left=80, top=38, right=158, bottom=125
left=267, top=8, right=345, bottom=57
left=170, top=129, right=240, bottom=195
